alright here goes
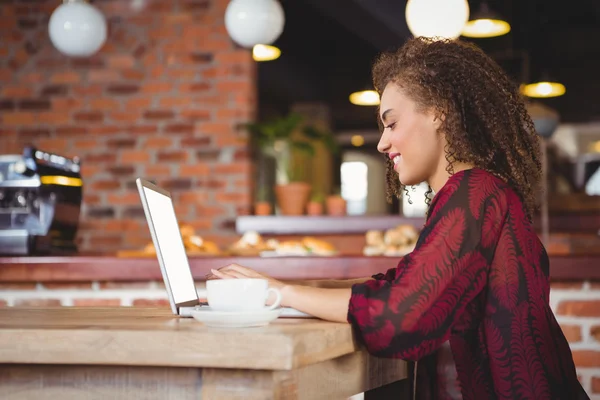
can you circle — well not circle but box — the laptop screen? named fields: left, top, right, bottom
left=142, top=186, right=198, bottom=305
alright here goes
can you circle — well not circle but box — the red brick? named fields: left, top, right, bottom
left=107, top=84, right=139, bottom=95
left=180, top=164, right=210, bottom=177
left=181, top=136, right=211, bottom=147
left=158, top=151, right=187, bottom=162
left=216, top=135, right=247, bottom=146
left=216, top=108, right=247, bottom=120
left=216, top=192, right=250, bottom=203
left=141, top=82, right=172, bottom=94
left=38, top=112, right=70, bottom=124
left=188, top=219, right=213, bottom=230
left=99, top=281, right=152, bottom=289
left=90, top=98, right=120, bottom=110
left=200, top=122, right=230, bottom=135
left=19, top=99, right=50, bottom=110
left=572, top=351, right=600, bottom=367
left=125, top=98, right=152, bottom=109
left=2, top=111, right=35, bottom=125
left=107, top=193, right=141, bottom=205
left=88, top=70, right=120, bottom=82
left=592, top=377, right=600, bottom=393
left=195, top=205, right=226, bottom=216
left=43, top=283, right=93, bottom=290
left=161, top=178, right=192, bottom=191
left=3, top=85, right=33, bottom=97
left=91, top=180, right=121, bottom=190
left=74, top=111, right=104, bottom=122
left=145, top=165, right=171, bottom=176
left=111, top=111, right=141, bottom=123
left=85, top=194, right=101, bottom=205
left=108, top=54, right=135, bottom=69
left=181, top=109, right=211, bottom=120
left=145, top=137, right=174, bottom=148
left=121, top=150, right=150, bottom=163
left=86, top=153, right=118, bottom=164
left=164, top=123, right=194, bottom=134
left=37, top=138, right=69, bottom=152
left=14, top=299, right=62, bottom=307
left=214, top=163, right=250, bottom=175
left=159, top=97, right=190, bottom=107
left=56, top=126, right=88, bottom=135
left=132, top=299, right=170, bottom=307
left=20, top=72, right=43, bottom=84
left=0, top=283, right=36, bottom=290
left=73, top=85, right=103, bottom=97
left=73, top=299, right=122, bottom=307
left=180, top=82, right=211, bottom=93
left=51, top=71, right=80, bottom=84
left=592, top=326, right=600, bottom=342
left=128, top=125, right=157, bottom=135
left=122, top=69, right=145, bottom=80
left=89, top=126, right=122, bottom=135
left=178, top=191, right=209, bottom=203
left=559, top=324, right=582, bottom=343
left=52, top=97, right=83, bottom=110
left=557, top=300, right=600, bottom=317
left=144, top=110, right=175, bottom=120
left=107, top=138, right=136, bottom=149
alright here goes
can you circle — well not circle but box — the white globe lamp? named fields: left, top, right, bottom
left=405, top=0, right=470, bottom=39
left=225, top=0, right=285, bottom=48
left=49, top=0, right=107, bottom=57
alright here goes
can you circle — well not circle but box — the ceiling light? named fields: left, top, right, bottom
left=351, top=135, right=365, bottom=147
left=521, top=82, right=566, bottom=98
left=405, top=0, right=470, bottom=39
left=253, top=44, right=281, bottom=61
left=225, top=0, right=285, bottom=48
left=349, top=90, right=380, bottom=106
left=462, top=2, right=510, bottom=38
left=48, top=0, right=107, bottom=57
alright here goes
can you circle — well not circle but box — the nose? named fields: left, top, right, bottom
left=377, top=129, right=391, bottom=154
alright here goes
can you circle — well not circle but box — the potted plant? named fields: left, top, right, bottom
left=307, top=191, right=325, bottom=216
left=326, top=187, right=346, bottom=216
left=254, top=185, right=271, bottom=216
left=244, top=113, right=338, bottom=216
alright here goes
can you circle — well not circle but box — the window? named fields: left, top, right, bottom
left=341, top=161, right=368, bottom=215
left=402, top=182, right=429, bottom=217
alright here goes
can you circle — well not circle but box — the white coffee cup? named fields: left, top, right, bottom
left=206, top=278, right=282, bottom=312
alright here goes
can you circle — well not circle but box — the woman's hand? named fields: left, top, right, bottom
left=206, top=264, right=288, bottom=306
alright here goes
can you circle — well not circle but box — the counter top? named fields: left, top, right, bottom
left=1, top=254, right=599, bottom=281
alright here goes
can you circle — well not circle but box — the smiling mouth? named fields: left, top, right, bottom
left=392, top=155, right=401, bottom=166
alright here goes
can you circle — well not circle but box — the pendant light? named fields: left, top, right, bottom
left=521, top=71, right=566, bottom=99
left=405, top=0, right=470, bottom=39
left=349, top=89, right=380, bottom=106
left=48, top=0, right=107, bottom=57
left=253, top=44, right=281, bottom=62
left=462, top=2, right=510, bottom=38
left=225, top=0, right=285, bottom=48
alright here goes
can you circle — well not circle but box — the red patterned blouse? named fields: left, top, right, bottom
left=347, top=168, right=589, bottom=400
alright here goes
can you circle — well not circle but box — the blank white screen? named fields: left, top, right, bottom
left=143, top=187, right=198, bottom=305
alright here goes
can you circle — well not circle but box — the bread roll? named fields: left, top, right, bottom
left=365, top=230, right=384, bottom=246
left=302, top=236, right=336, bottom=256
left=275, top=240, right=308, bottom=256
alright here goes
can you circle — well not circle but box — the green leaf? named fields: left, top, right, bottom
left=291, top=141, right=315, bottom=157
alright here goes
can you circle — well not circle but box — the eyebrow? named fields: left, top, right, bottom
left=381, top=109, right=393, bottom=124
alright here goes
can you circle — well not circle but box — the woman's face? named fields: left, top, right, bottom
left=377, top=82, right=446, bottom=187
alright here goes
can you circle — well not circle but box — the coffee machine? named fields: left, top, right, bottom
left=0, top=146, right=83, bottom=255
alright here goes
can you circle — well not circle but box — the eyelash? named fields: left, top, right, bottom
left=385, top=122, right=396, bottom=130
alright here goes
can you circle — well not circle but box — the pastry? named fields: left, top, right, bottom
left=302, top=236, right=337, bottom=256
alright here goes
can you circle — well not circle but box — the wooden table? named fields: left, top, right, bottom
left=0, top=307, right=408, bottom=400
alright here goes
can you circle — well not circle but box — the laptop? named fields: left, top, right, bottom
left=135, top=178, right=312, bottom=318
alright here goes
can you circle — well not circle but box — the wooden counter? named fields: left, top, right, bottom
left=0, top=307, right=408, bottom=399
left=1, top=254, right=599, bottom=282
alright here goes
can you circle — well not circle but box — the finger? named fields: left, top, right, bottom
left=227, top=265, right=263, bottom=278
left=210, top=269, right=235, bottom=279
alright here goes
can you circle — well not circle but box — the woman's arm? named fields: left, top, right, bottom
left=282, top=285, right=352, bottom=322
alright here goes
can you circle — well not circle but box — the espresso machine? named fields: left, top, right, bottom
left=0, top=146, right=83, bottom=255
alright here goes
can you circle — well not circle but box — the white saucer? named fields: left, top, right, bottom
left=190, top=306, right=282, bottom=328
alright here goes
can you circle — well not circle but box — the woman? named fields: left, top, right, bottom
left=209, top=37, right=588, bottom=400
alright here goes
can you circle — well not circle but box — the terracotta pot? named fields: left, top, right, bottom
left=326, top=195, right=346, bottom=216
left=274, top=182, right=312, bottom=216
left=306, top=201, right=323, bottom=216
left=254, top=201, right=272, bottom=216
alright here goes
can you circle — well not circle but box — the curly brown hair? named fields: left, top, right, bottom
left=373, top=37, right=542, bottom=219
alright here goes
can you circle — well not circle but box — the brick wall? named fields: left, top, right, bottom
left=0, top=279, right=598, bottom=398
left=0, top=0, right=256, bottom=253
